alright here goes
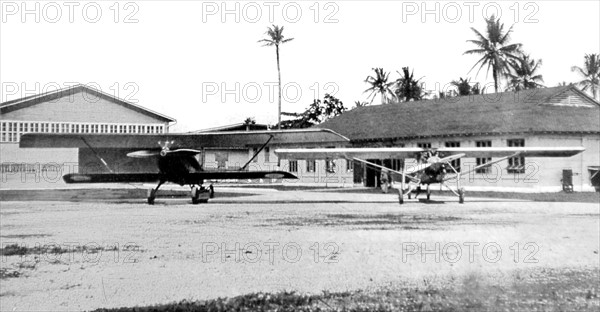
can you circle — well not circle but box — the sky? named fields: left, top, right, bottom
left=1, top=1, right=599, bottom=132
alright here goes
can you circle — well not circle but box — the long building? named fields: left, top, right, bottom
left=312, top=85, right=599, bottom=192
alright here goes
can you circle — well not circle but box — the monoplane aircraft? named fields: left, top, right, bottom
left=275, top=146, right=585, bottom=204
left=19, top=129, right=347, bottom=204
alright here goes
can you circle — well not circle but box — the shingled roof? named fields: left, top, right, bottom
left=1, top=84, right=176, bottom=123
left=318, top=85, right=600, bottom=143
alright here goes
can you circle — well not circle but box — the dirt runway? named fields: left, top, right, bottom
left=1, top=187, right=598, bottom=311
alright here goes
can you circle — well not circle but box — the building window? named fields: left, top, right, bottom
left=444, top=141, right=461, bottom=172
left=264, top=147, right=270, bottom=162
left=289, top=160, right=298, bottom=172
left=507, top=139, right=525, bottom=173
left=417, top=142, right=432, bottom=149
left=347, top=159, right=354, bottom=172
left=475, top=140, right=492, bottom=174
left=215, top=152, right=228, bottom=169
left=306, top=160, right=316, bottom=173
left=250, top=148, right=258, bottom=162
left=325, top=159, right=336, bottom=173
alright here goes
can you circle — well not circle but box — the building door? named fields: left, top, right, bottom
left=365, top=159, right=382, bottom=187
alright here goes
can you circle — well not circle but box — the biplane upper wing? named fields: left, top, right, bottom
left=63, top=171, right=297, bottom=184
left=275, top=146, right=585, bottom=159
left=19, top=129, right=349, bottom=149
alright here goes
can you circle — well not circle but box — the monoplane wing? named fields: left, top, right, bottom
left=63, top=171, right=297, bottom=184
left=275, top=147, right=585, bottom=159
left=436, top=147, right=585, bottom=158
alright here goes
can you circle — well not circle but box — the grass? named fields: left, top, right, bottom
left=454, top=190, right=600, bottom=203
left=268, top=213, right=463, bottom=229
left=219, top=184, right=600, bottom=203
left=91, top=267, right=599, bottom=312
left=0, top=243, right=134, bottom=257
left=0, top=268, right=21, bottom=279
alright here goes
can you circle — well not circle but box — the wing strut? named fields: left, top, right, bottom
left=80, top=137, right=114, bottom=173
left=240, top=135, right=274, bottom=171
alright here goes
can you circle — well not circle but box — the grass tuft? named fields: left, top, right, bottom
left=90, top=268, right=600, bottom=312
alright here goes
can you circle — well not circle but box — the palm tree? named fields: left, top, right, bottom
left=506, top=54, right=544, bottom=91
left=354, top=100, right=368, bottom=108
left=571, top=53, right=600, bottom=101
left=258, top=25, right=294, bottom=129
left=451, top=77, right=474, bottom=96
left=364, top=68, right=395, bottom=104
left=464, top=15, right=522, bottom=92
left=395, top=67, right=427, bottom=102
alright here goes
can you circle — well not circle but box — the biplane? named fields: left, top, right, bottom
left=19, top=129, right=347, bottom=204
left=275, top=146, right=585, bottom=204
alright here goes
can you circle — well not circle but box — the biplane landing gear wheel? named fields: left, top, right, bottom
left=147, top=180, right=165, bottom=205
left=147, top=190, right=156, bottom=205
left=191, top=186, right=209, bottom=205
left=458, top=188, right=465, bottom=204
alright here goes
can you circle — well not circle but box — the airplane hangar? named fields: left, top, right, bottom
left=312, top=85, right=600, bottom=192
left=0, top=85, right=175, bottom=184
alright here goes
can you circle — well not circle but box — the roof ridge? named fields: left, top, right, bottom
left=0, top=84, right=85, bottom=108
left=1, top=83, right=176, bottom=123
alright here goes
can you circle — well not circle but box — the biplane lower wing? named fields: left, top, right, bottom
left=63, top=171, right=297, bottom=184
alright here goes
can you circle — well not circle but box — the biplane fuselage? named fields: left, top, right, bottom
left=157, top=152, right=202, bottom=185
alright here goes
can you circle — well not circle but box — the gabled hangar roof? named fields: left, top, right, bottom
left=317, top=85, right=600, bottom=143
left=0, top=84, right=176, bottom=123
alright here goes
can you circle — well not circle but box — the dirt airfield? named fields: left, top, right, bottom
left=0, top=187, right=599, bottom=311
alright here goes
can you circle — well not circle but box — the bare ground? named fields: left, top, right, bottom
left=0, top=187, right=598, bottom=311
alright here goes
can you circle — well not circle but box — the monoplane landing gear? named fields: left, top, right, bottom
left=414, top=186, right=422, bottom=199
left=191, top=185, right=210, bottom=204
left=458, top=188, right=465, bottom=204
left=148, top=180, right=166, bottom=205
left=426, top=184, right=431, bottom=201
left=399, top=188, right=404, bottom=205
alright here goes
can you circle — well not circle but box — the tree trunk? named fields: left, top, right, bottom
left=276, top=45, right=282, bottom=129
left=493, top=67, right=499, bottom=93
